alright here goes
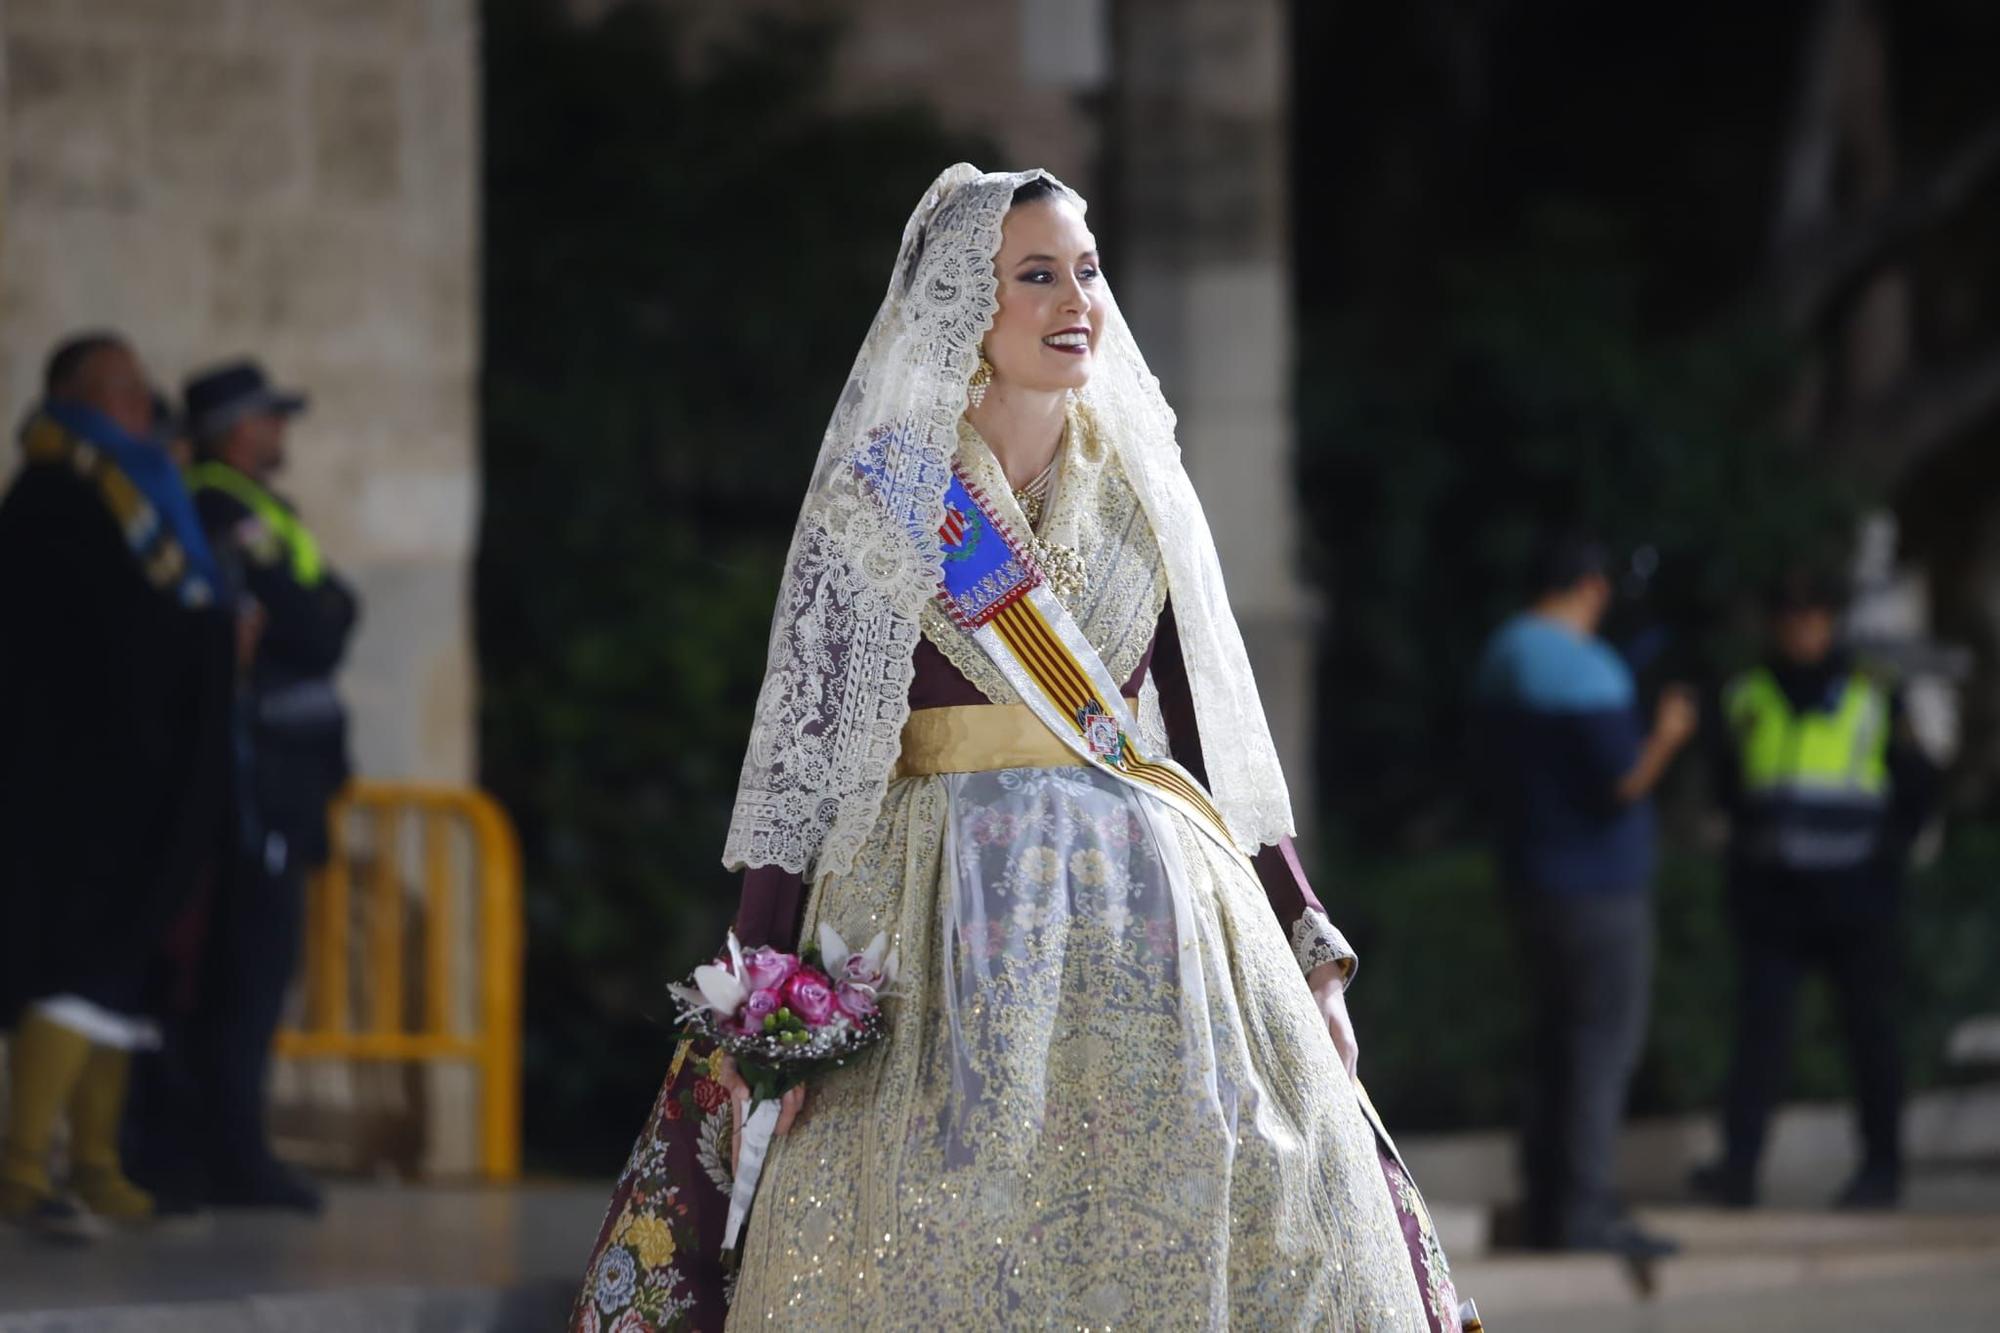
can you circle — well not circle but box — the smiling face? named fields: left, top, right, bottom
left=982, top=196, right=1104, bottom=395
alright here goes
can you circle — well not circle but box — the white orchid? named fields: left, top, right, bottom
left=669, top=930, right=748, bottom=1016
left=818, top=922, right=898, bottom=993
left=817, top=921, right=852, bottom=980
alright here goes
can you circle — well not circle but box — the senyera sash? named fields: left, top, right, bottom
left=932, top=463, right=1249, bottom=868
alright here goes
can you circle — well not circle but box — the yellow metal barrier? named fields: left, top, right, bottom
left=275, top=782, right=524, bottom=1180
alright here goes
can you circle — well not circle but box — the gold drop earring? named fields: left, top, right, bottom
left=967, top=351, right=995, bottom=409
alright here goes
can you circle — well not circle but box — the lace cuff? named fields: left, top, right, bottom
left=1290, top=907, right=1357, bottom=989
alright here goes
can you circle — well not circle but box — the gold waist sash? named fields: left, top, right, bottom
left=893, top=699, right=1139, bottom=780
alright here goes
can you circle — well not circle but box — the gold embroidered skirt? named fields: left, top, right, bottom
left=727, top=751, right=1439, bottom=1330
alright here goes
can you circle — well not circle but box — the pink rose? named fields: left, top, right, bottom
left=741, top=946, right=799, bottom=992
left=744, top=987, right=782, bottom=1026
left=782, top=969, right=838, bottom=1026
left=836, top=981, right=878, bottom=1020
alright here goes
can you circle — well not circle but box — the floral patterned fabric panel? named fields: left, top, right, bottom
left=1379, top=1150, right=1463, bottom=1333
left=570, top=1039, right=738, bottom=1333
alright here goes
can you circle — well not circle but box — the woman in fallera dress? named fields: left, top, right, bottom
left=575, top=165, right=1469, bottom=1332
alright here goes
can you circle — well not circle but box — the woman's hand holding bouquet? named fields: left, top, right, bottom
left=668, top=923, right=898, bottom=1250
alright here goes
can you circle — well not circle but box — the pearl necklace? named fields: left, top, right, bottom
left=1012, top=415, right=1086, bottom=600
left=1013, top=459, right=1056, bottom=532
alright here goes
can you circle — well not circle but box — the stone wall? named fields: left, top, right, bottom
left=656, top=0, right=1110, bottom=207
left=1, top=0, right=482, bottom=1175
left=0, top=0, right=481, bottom=790
left=1111, top=0, right=1317, bottom=836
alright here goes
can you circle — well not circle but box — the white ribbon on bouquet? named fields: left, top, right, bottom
left=725, top=1098, right=782, bottom=1251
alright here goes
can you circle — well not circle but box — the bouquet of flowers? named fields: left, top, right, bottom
left=668, top=922, right=898, bottom=1250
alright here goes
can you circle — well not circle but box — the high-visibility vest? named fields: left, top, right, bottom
left=186, top=462, right=324, bottom=587
left=1724, top=666, right=1890, bottom=870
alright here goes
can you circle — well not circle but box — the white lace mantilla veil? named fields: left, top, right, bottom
left=722, top=163, right=1295, bottom=878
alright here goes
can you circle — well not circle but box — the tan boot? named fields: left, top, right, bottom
left=71, top=1165, right=155, bottom=1222
left=2, top=1014, right=95, bottom=1237
left=67, top=1044, right=154, bottom=1223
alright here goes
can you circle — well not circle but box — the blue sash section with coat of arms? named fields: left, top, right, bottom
left=934, top=467, right=1039, bottom=629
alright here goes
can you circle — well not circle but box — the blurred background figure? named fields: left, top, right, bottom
left=176, top=360, right=357, bottom=1213
left=1691, top=569, right=1941, bottom=1211
left=151, top=389, right=193, bottom=471
left=1473, top=534, right=1698, bottom=1258
left=0, top=332, right=237, bottom=1239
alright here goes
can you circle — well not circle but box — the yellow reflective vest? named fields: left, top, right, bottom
left=1724, top=666, right=1891, bottom=870
left=185, top=462, right=324, bottom=588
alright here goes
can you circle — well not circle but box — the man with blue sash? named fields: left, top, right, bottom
left=0, top=333, right=236, bottom=1238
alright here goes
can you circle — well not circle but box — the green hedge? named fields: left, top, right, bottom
left=480, top=0, right=993, bottom=1169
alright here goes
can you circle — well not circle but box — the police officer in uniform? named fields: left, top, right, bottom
left=182, top=360, right=358, bottom=1210
left=1691, top=570, right=1936, bottom=1210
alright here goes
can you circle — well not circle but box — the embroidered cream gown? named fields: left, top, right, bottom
left=726, top=412, right=1452, bottom=1330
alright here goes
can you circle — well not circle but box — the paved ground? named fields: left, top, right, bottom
left=0, top=1182, right=607, bottom=1331
left=1523, top=1266, right=2000, bottom=1332
left=2, top=1174, right=1997, bottom=1329
left=1456, top=1175, right=2000, bottom=1330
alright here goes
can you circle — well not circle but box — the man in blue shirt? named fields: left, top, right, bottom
left=1475, top=536, right=1696, bottom=1258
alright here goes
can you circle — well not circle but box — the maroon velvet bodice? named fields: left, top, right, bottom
left=732, top=601, right=1324, bottom=952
